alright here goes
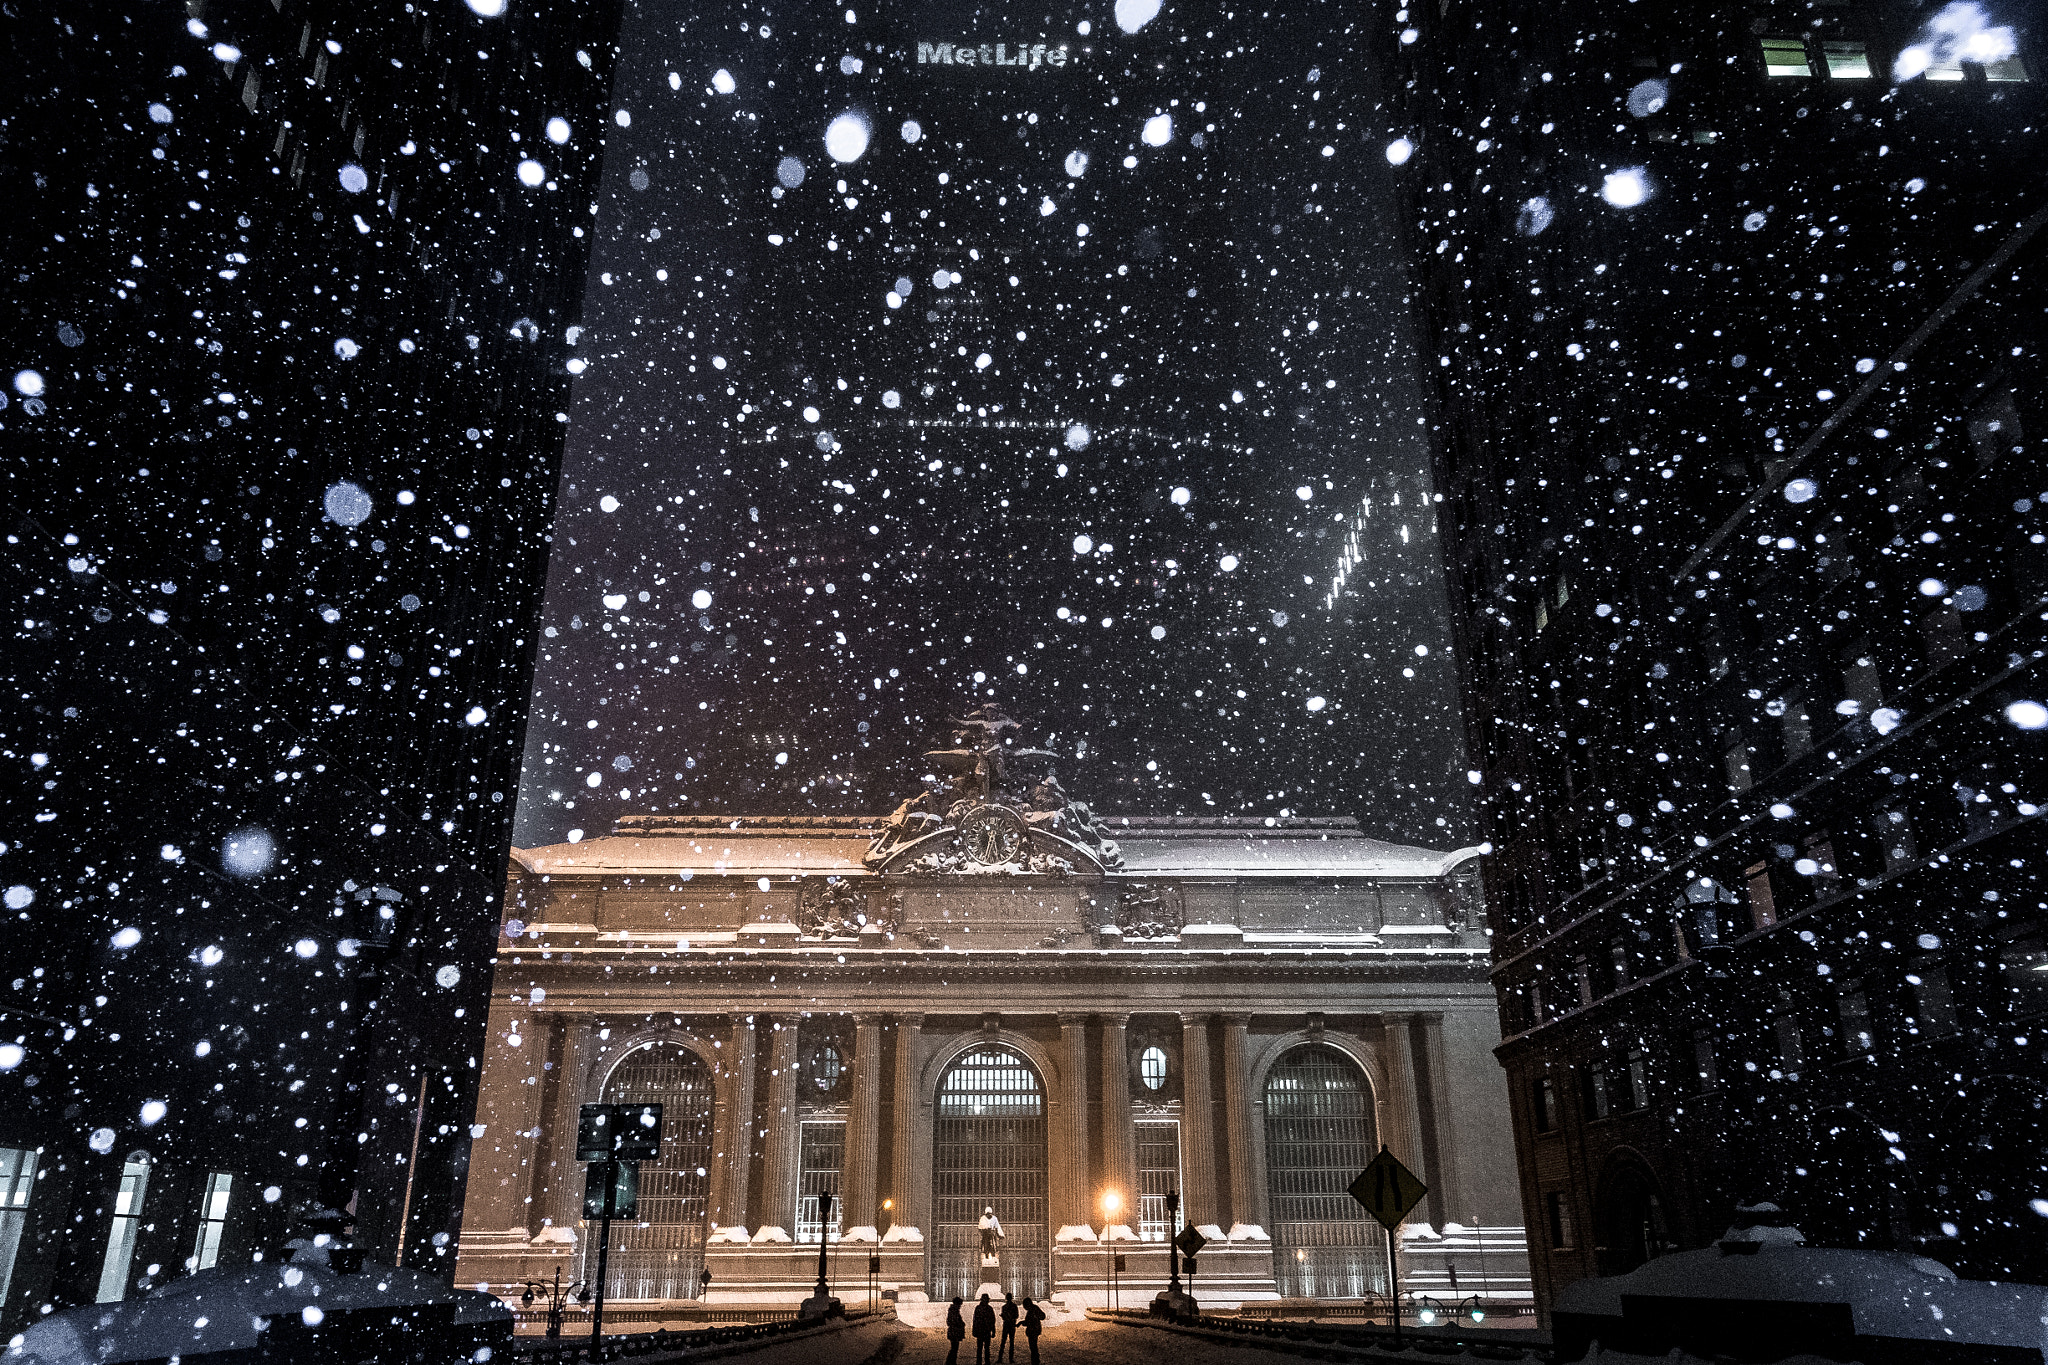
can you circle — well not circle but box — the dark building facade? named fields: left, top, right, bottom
left=0, top=0, right=618, bottom=1329
left=1387, top=0, right=2048, bottom=1312
left=511, top=0, right=1479, bottom=851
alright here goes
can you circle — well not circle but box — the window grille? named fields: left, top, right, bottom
left=1265, top=1045, right=1385, bottom=1299
left=594, top=1042, right=714, bottom=1302
left=796, top=1120, right=845, bottom=1244
left=1135, top=1120, right=1181, bottom=1241
left=931, top=1048, right=1047, bottom=1300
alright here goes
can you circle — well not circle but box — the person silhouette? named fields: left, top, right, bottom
left=972, top=1291, right=997, bottom=1365
left=999, top=1291, right=1020, bottom=1361
left=945, top=1297, right=966, bottom=1365
left=1022, top=1297, right=1046, bottom=1365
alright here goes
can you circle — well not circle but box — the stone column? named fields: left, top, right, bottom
left=1378, top=1014, right=1429, bottom=1189
left=886, top=1014, right=925, bottom=1242
left=710, top=1015, right=757, bottom=1242
left=1178, top=1014, right=1221, bottom=1234
left=1056, top=1013, right=1093, bottom=1237
left=464, top=1003, right=549, bottom=1233
left=1099, top=1014, right=1138, bottom=1238
left=1415, top=1013, right=1462, bottom=1230
left=538, top=1018, right=595, bottom=1241
left=841, top=1014, right=885, bottom=1240
left=1220, top=1014, right=1267, bottom=1240
left=754, top=1014, right=802, bottom=1242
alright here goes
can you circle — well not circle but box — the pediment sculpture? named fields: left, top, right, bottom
left=862, top=703, right=1123, bottom=876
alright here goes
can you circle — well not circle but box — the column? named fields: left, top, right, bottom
left=754, top=1014, right=802, bottom=1242
left=1099, top=1014, right=1138, bottom=1238
left=1220, top=1014, right=1266, bottom=1240
left=464, top=1003, right=550, bottom=1233
left=539, top=1018, right=594, bottom=1240
left=1178, top=1014, right=1220, bottom=1233
left=1056, top=1013, right=1093, bottom=1237
left=710, top=1015, right=757, bottom=1241
left=1415, top=1013, right=1463, bottom=1230
left=841, top=1014, right=885, bottom=1240
left=886, top=1013, right=925, bottom=1241
left=1378, top=1013, right=1429, bottom=1191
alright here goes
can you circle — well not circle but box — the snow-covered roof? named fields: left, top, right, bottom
left=511, top=814, right=1481, bottom=881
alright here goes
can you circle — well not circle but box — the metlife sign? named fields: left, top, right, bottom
left=916, top=41, right=1073, bottom=69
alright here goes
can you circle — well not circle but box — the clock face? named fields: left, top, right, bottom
left=959, top=804, right=1027, bottom=865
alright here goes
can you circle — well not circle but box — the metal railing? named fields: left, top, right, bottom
left=505, top=1309, right=875, bottom=1363
left=1086, top=1305, right=1550, bottom=1361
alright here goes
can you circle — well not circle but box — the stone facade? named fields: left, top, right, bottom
left=454, top=807, right=1531, bottom=1314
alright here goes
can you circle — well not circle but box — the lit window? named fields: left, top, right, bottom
left=1922, top=54, right=1968, bottom=81
left=192, top=1172, right=233, bottom=1270
left=814, top=1045, right=841, bottom=1092
left=1822, top=41, right=1872, bottom=78
left=1760, top=36, right=1812, bottom=77
left=96, top=1154, right=152, bottom=1303
left=1985, top=52, right=2030, bottom=82
left=0, top=1148, right=36, bottom=1309
left=1138, top=1045, right=1168, bottom=1091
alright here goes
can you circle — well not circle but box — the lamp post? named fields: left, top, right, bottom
left=519, top=1266, right=584, bottom=1339
left=798, top=1190, right=843, bottom=1319
left=1165, top=1190, right=1181, bottom=1296
left=1102, top=1191, right=1122, bottom=1311
left=815, top=1190, right=834, bottom=1299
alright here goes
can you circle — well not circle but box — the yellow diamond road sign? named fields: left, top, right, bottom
left=1348, top=1147, right=1428, bottom=1231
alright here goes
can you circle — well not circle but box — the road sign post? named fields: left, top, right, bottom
left=1347, top=1146, right=1428, bottom=1349
left=578, top=1102, right=663, bottom=1350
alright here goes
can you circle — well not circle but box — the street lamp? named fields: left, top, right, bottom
left=1101, top=1192, right=1123, bottom=1311
left=519, top=1266, right=586, bottom=1339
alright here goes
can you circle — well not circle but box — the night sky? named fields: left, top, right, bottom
left=511, top=0, right=1474, bottom=849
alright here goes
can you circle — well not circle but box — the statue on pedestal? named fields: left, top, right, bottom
left=978, top=1205, right=1005, bottom=1266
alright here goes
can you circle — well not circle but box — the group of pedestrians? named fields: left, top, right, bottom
left=945, top=1290, right=1046, bottom=1365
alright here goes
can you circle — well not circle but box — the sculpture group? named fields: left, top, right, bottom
left=863, top=704, right=1124, bottom=876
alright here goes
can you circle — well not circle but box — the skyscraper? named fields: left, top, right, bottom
left=0, top=0, right=617, bottom=1324
left=1390, top=0, right=2046, bottom=1308
left=516, top=0, right=1475, bottom=848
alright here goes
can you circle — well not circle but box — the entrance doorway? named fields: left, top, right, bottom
left=930, top=1046, right=1048, bottom=1300
left=594, top=1041, right=714, bottom=1301
left=1265, top=1044, right=1385, bottom=1299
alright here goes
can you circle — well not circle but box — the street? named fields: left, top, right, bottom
left=750, top=1315, right=1374, bottom=1365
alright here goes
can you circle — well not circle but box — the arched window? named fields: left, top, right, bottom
left=932, top=1047, right=1047, bottom=1301
left=598, top=1042, right=714, bottom=1302
left=1138, top=1045, right=1169, bottom=1091
left=1264, top=1045, right=1383, bottom=1299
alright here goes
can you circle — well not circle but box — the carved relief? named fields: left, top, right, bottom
left=796, top=877, right=900, bottom=938
left=862, top=703, right=1124, bottom=876
left=1115, top=883, right=1185, bottom=940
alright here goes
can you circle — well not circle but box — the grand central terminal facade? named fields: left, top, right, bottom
left=455, top=714, right=1531, bottom=1313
